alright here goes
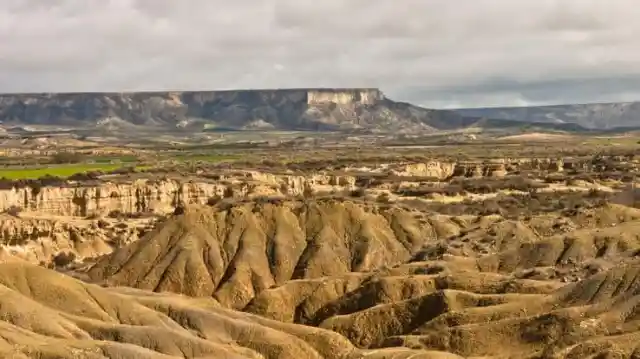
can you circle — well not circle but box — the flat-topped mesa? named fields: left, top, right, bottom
left=306, top=88, right=384, bottom=105
left=183, top=88, right=386, bottom=107
left=0, top=88, right=454, bottom=132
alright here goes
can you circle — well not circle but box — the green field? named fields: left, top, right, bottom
left=0, top=150, right=243, bottom=180
left=167, top=153, right=241, bottom=162
left=0, top=164, right=137, bottom=180
left=88, top=155, right=139, bottom=164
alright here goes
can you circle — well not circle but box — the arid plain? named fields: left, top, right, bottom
left=1, top=130, right=640, bottom=359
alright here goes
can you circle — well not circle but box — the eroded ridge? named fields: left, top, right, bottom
left=3, top=148, right=640, bottom=358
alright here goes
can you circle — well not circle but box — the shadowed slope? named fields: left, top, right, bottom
left=0, top=89, right=469, bottom=133
left=1, top=261, right=468, bottom=359
left=81, top=199, right=640, bottom=358
left=88, top=202, right=457, bottom=308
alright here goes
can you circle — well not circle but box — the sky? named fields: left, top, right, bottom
left=1, top=0, right=639, bottom=109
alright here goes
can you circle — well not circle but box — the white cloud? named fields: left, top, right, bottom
left=0, top=0, right=639, bottom=108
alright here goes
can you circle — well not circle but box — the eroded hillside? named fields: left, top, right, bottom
left=3, top=149, right=640, bottom=358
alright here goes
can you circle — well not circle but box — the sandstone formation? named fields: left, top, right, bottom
left=0, top=173, right=355, bottom=217
left=3, top=149, right=640, bottom=358
left=0, top=157, right=631, bottom=218
left=1, top=261, right=468, bottom=359
left=0, top=213, right=157, bottom=265
left=87, top=202, right=457, bottom=308
left=79, top=196, right=640, bottom=358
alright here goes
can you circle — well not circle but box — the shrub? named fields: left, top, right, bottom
left=36, top=174, right=65, bottom=187
left=5, top=205, right=23, bottom=217
left=0, top=177, right=14, bottom=190
left=302, top=186, right=314, bottom=198
left=109, top=166, right=137, bottom=175
left=253, top=196, right=284, bottom=206
left=31, top=183, right=42, bottom=197
left=50, top=152, right=84, bottom=164
left=349, top=188, right=366, bottom=197
left=68, top=171, right=103, bottom=181
left=52, top=251, right=76, bottom=268
left=223, top=186, right=235, bottom=198
left=207, top=196, right=222, bottom=206
left=376, top=192, right=391, bottom=203
left=107, top=210, right=124, bottom=218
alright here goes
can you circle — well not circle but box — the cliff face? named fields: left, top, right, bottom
left=0, top=158, right=613, bottom=217
left=306, top=89, right=383, bottom=105
left=0, top=88, right=466, bottom=133
left=0, top=174, right=358, bottom=217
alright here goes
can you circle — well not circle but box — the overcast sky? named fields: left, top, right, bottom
left=1, top=0, right=639, bottom=108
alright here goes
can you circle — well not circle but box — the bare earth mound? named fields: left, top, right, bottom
left=71, top=197, right=640, bottom=358
left=1, top=261, right=465, bottom=359
left=87, top=201, right=456, bottom=309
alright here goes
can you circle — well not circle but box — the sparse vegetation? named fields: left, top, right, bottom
left=50, top=152, right=85, bottom=164
left=3, top=131, right=640, bottom=358
left=52, top=251, right=76, bottom=268
left=0, top=164, right=118, bottom=180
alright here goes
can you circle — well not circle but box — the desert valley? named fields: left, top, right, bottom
left=0, top=89, right=639, bottom=358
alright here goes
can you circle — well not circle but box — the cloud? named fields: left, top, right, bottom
left=0, top=0, right=639, bottom=108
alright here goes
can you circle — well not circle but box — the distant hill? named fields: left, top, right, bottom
left=455, top=102, right=640, bottom=130
left=5, top=89, right=632, bottom=135
left=0, top=89, right=475, bottom=134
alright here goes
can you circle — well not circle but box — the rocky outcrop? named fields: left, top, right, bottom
left=0, top=156, right=631, bottom=217
left=0, top=174, right=356, bottom=217
left=451, top=157, right=635, bottom=177
left=87, top=202, right=452, bottom=308
left=0, top=89, right=469, bottom=133
left=0, top=159, right=548, bottom=217
left=0, top=214, right=153, bottom=264
left=306, top=89, right=383, bottom=105
left=389, top=158, right=587, bottom=179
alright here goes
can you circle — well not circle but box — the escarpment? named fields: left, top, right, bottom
left=0, top=213, right=156, bottom=265
left=0, top=88, right=465, bottom=132
left=0, top=173, right=357, bottom=217
left=0, top=156, right=631, bottom=217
